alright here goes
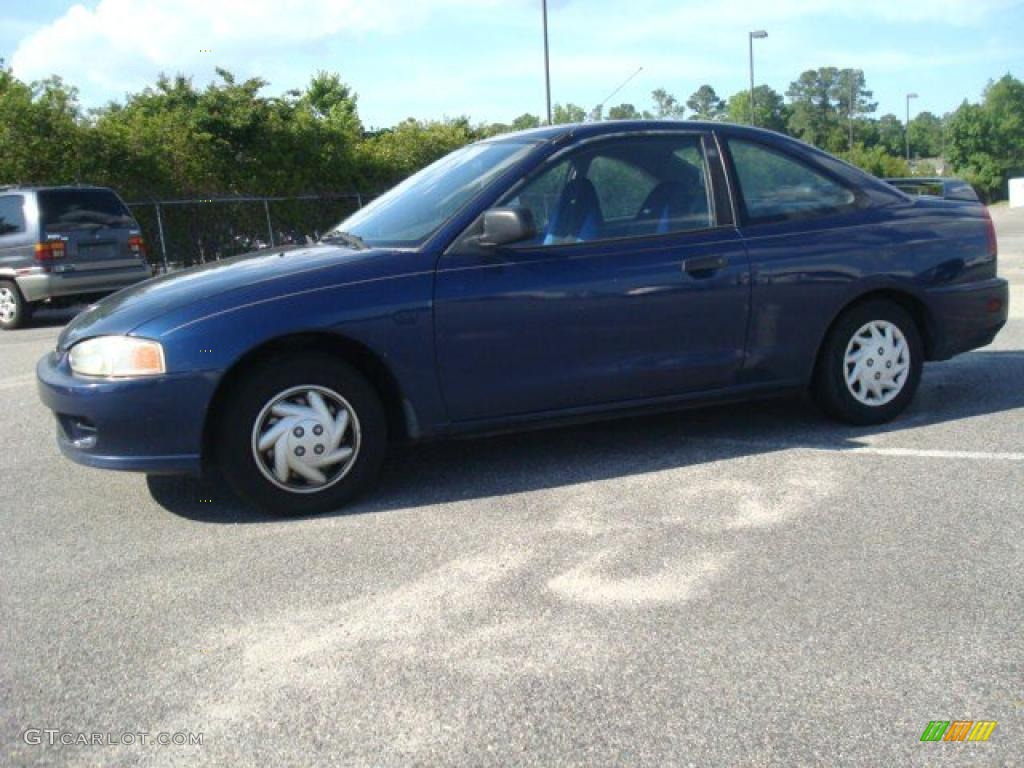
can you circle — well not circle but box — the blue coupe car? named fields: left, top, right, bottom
left=37, top=121, right=1008, bottom=514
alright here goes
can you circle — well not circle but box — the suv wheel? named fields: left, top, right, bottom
left=0, top=281, right=32, bottom=330
left=216, top=353, right=387, bottom=515
left=813, top=300, right=924, bottom=425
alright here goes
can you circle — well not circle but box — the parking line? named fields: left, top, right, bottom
left=843, top=446, right=1024, bottom=461
left=703, top=438, right=1024, bottom=462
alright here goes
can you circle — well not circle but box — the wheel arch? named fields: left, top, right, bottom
left=812, top=288, right=937, bottom=381
left=201, top=332, right=414, bottom=469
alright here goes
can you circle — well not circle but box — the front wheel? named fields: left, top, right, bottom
left=813, top=300, right=924, bottom=426
left=0, top=281, right=32, bottom=330
left=216, top=354, right=387, bottom=515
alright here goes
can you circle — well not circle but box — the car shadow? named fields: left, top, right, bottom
left=146, top=348, right=1024, bottom=524
left=25, top=307, right=83, bottom=329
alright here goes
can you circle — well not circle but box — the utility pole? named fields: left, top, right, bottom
left=906, top=92, right=918, bottom=165
left=542, top=0, right=552, bottom=125
left=748, top=30, right=767, bottom=126
left=849, top=70, right=856, bottom=151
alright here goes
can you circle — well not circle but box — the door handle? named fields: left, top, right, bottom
left=683, top=255, right=727, bottom=276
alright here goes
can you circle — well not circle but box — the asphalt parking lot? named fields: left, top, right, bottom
left=2, top=208, right=1022, bottom=766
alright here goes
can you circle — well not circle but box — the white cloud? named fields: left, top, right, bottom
left=9, top=0, right=504, bottom=99
left=7, top=0, right=1021, bottom=123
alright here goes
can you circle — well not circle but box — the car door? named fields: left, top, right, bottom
left=721, top=136, right=880, bottom=385
left=434, top=131, right=751, bottom=423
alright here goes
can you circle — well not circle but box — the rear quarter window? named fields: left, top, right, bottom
left=38, top=189, right=136, bottom=233
left=0, top=195, right=26, bottom=236
left=728, top=139, right=857, bottom=224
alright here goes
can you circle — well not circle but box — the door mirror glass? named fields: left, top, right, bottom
left=479, top=207, right=537, bottom=247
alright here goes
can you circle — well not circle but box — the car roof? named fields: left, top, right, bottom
left=489, top=119, right=792, bottom=145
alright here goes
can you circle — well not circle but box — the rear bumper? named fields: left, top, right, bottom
left=36, top=351, right=218, bottom=476
left=17, top=264, right=152, bottom=303
left=925, top=277, right=1009, bottom=360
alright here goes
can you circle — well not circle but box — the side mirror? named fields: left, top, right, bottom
left=479, top=207, right=536, bottom=247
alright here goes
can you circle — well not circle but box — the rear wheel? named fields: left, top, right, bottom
left=216, top=353, right=387, bottom=515
left=813, top=300, right=924, bottom=425
left=0, top=281, right=32, bottom=330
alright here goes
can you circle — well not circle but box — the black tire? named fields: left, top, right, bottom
left=813, top=300, right=924, bottom=426
left=0, top=280, right=32, bottom=330
left=216, top=353, right=387, bottom=515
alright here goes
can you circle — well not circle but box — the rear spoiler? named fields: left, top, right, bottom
left=884, top=177, right=980, bottom=202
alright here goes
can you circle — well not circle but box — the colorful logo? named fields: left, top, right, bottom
left=920, top=721, right=997, bottom=742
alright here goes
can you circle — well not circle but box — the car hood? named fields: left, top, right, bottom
left=57, top=243, right=369, bottom=351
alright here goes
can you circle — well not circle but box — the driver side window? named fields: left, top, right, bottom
left=501, top=134, right=714, bottom=246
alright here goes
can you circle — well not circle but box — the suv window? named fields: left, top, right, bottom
left=37, top=188, right=136, bottom=234
left=0, top=195, right=26, bottom=236
left=502, top=134, right=713, bottom=246
left=728, top=139, right=856, bottom=223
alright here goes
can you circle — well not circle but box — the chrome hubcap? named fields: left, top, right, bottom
left=251, top=385, right=360, bottom=494
left=0, top=287, right=16, bottom=323
left=844, top=320, right=910, bottom=406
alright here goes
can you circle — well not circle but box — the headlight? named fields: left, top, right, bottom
left=68, top=336, right=166, bottom=378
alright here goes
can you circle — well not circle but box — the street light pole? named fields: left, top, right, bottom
left=905, top=92, right=918, bottom=165
left=542, top=0, right=552, bottom=125
left=748, top=30, right=767, bottom=126
left=849, top=70, right=856, bottom=151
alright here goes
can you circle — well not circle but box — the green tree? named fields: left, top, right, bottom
left=786, top=67, right=840, bottom=148
left=649, top=88, right=685, bottom=119
left=946, top=74, right=1024, bottom=200
left=837, top=143, right=910, bottom=177
left=874, top=113, right=905, bottom=156
left=511, top=113, right=541, bottom=130
left=552, top=103, right=586, bottom=124
left=834, top=69, right=877, bottom=148
left=607, top=103, right=641, bottom=120
left=725, top=85, right=789, bottom=131
left=686, top=85, right=725, bottom=121
left=358, top=117, right=480, bottom=187
left=0, top=64, right=84, bottom=185
left=786, top=67, right=874, bottom=152
left=983, top=73, right=1024, bottom=166
left=908, top=111, right=944, bottom=158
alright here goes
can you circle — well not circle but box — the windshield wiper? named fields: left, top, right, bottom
left=320, top=230, right=368, bottom=250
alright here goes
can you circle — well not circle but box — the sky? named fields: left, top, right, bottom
left=2, top=0, right=1022, bottom=128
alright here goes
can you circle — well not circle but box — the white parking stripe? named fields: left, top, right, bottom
left=843, top=446, right=1024, bottom=461
left=702, top=438, right=1024, bottom=462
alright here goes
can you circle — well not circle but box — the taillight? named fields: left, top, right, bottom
left=128, top=235, right=147, bottom=257
left=34, top=241, right=66, bottom=261
left=982, top=207, right=998, bottom=259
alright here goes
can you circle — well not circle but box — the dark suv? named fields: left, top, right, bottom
left=0, top=185, right=152, bottom=329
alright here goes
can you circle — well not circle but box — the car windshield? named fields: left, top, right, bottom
left=328, top=140, right=537, bottom=248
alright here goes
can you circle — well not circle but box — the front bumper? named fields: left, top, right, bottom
left=925, top=277, right=1009, bottom=360
left=18, top=264, right=152, bottom=303
left=36, top=351, right=218, bottom=475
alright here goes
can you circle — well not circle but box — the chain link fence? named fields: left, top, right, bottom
left=126, top=193, right=373, bottom=273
